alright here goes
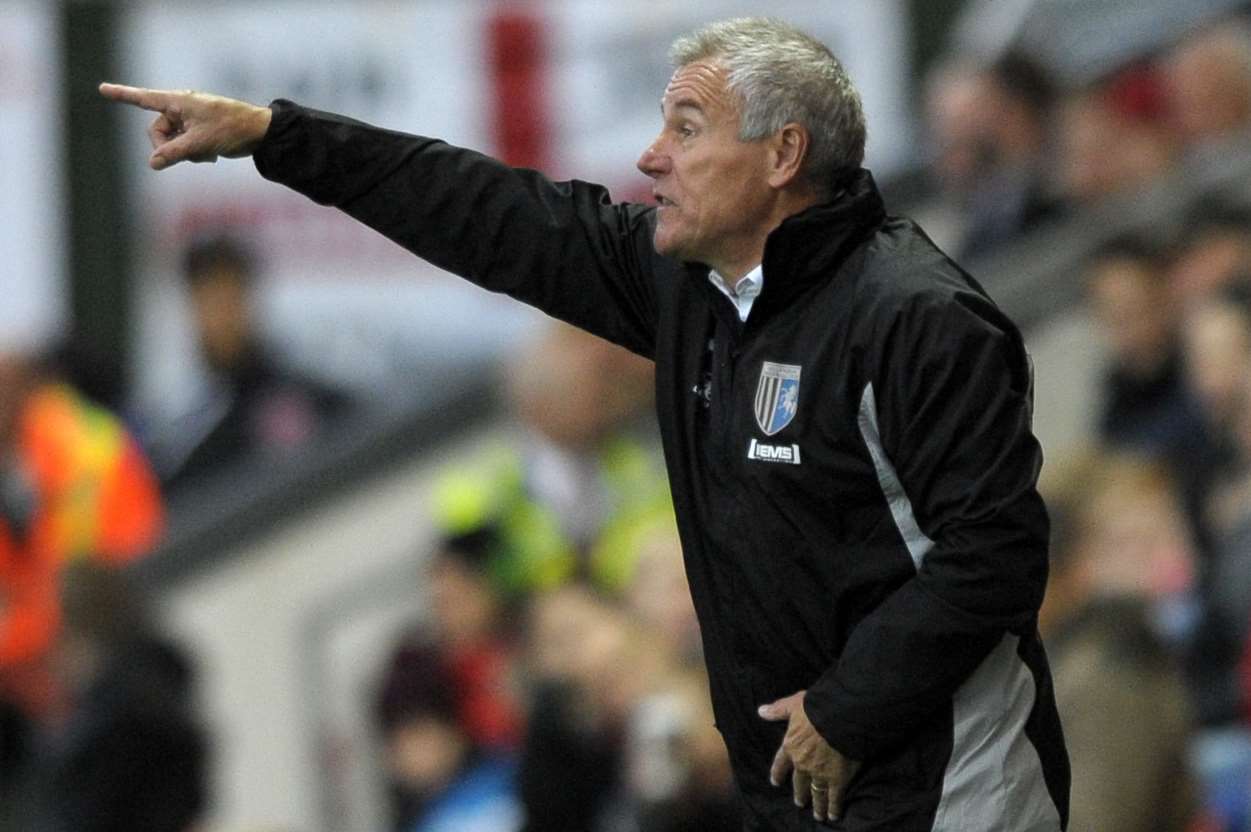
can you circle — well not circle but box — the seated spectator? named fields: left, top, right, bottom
left=621, top=669, right=739, bottom=832
left=1183, top=290, right=1251, bottom=441
left=1086, top=236, right=1220, bottom=557
left=620, top=520, right=703, bottom=667
left=924, top=52, right=1063, bottom=259
left=1198, top=352, right=1251, bottom=732
left=1163, top=19, right=1251, bottom=160
left=393, top=527, right=524, bottom=753
left=1056, top=65, right=1178, bottom=204
left=1087, top=236, right=1210, bottom=455
left=34, top=561, right=207, bottom=832
left=519, top=583, right=735, bottom=831
left=431, top=322, right=667, bottom=598
left=1179, top=287, right=1251, bottom=568
left=374, top=638, right=521, bottom=832
left=518, top=586, right=671, bottom=832
left=0, top=348, right=163, bottom=725
left=149, top=233, right=354, bottom=492
left=1170, top=200, right=1251, bottom=307
left=1040, top=453, right=1198, bottom=832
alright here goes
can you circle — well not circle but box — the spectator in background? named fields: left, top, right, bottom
left=924, top=51, right=1062, bottom=259
left=1040, top=453, right=1198, bottom=832
left=1206, top=326, right=1251, bottom=543
left=1191, top=322, right=1251, bottom=734
left=1085, top=236, right=1221, bottom=560
left=150, top=234, right=353, bottom=492
left=1183, top=290, right=1251, bottom=443
left=1170, top=201, right=1251, bottom=307
left=375, top=638, right=521, bottom=832
left=1055, top=65, right=1178, bottom=204
left=0, top=348, right=163, bottom=730
left=1087, top=236, right=1209, bottom=457
left=518, top=586, right=674, bottom=832
left=1163, top=19, right=1251, bottom=160
left=621, top=520, right=703, bottom=667
left=381, top=519, right=724, bottom=832
left=516, top=584, right=737, bottom=832
left=30, top=561, right=207, bottom=832
left=391, top=528, right=524, bottom=753
left=431, top=322, right=667, bottom=599
left=621, top=668, right=739, bottom=832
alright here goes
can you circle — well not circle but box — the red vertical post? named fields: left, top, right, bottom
left=486, top=5, right=552, bottom=171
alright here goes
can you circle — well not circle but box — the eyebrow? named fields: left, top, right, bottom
left=660, top=99, right=707, bottom=118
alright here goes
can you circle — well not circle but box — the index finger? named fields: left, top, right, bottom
left=98, top=83, right=172, bottom=112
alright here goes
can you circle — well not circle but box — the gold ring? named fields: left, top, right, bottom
left=810, top=783, right=828, bottom=793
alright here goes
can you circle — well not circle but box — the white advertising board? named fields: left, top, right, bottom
left=0, top=2, right=66, bottom=352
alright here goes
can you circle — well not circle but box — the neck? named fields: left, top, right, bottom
left=711, top=188, right=822, bottom=281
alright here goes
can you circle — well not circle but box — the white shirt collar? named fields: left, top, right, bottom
left=707, top=264, right=764, bottom=322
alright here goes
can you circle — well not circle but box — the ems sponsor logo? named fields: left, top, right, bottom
left=747, top=438, right=802, bottom=465
left=755, top=361, right=801, bottom=435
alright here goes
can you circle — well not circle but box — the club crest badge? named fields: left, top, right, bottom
left=754, top=362, right=801, bottom=436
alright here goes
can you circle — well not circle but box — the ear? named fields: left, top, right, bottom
left=766, top=123, right=810, bottom=189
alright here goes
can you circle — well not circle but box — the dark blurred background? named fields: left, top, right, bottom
left=4, top=1, right=1251, bottom=830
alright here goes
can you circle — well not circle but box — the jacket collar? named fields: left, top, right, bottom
left=753, top=168, right=886, bottom=318
left=683, top=168, right=886, bottom=329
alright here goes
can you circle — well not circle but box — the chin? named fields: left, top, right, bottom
left=651, top=228, right=689, bottom=261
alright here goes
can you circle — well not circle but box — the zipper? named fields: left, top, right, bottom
left=715, top=318, right=741, bottom=464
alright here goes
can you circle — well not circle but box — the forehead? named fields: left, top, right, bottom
left=662, top=59, right=736, bottom=117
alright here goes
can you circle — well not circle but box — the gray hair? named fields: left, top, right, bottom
left=670, top=17, right=867, bottom=194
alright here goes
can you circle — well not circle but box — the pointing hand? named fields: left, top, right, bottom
left=98, top=83, right=272, bottom=171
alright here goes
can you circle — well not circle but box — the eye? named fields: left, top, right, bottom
left=678, top=124, right=696, bottom=139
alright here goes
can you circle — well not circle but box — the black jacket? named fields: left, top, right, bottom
left=254, top=101, right=1070, bottom=831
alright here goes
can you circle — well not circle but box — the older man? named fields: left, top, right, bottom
left=102, top=17, right=1069, bottom=831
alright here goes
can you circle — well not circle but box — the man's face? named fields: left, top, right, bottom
left=1088, top=258, right=1174, bottom=374
left=637, top=60, right=775, bottom=271
left=927, top=72, right=998, bottom=195
left=189, top=267, right=252, bottom=372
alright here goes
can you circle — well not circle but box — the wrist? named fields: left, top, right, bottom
left=225, top=102, right=273, bottom=158
left=245, top=104, right=273, bottom=154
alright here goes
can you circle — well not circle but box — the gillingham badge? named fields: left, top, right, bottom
left=754, top=361, right=801, bottom=436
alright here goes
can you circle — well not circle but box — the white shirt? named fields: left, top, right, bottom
left=707, top=264, right=764, bottom=322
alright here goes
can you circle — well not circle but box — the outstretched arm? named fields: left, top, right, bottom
left=100, top=87, right=662, bottom=357
left=98, top=83, right=272, bottom=170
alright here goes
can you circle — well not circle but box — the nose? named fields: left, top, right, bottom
left=636, top=136, right=668, bottom=179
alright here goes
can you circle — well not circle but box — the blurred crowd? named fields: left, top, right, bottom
left=0, top=232, right=358, bottom=831
left=924, top=7, right=1251, bottom=832
left=369, top=322, right=737, bottom=832
left=925, top=15, right=1251, bottom=259
left=6, top=5, right=1251, bottom=832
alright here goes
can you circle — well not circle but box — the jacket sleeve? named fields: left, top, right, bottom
left=803, top=289, right=1049, bottom=761
left=252, top=100, right=660, bottom=358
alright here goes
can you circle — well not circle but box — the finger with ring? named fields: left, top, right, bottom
left=811, top=781, right=831, bottom=822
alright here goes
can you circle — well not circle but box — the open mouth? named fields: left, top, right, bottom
left=654, top=194, right=675, bottom=207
